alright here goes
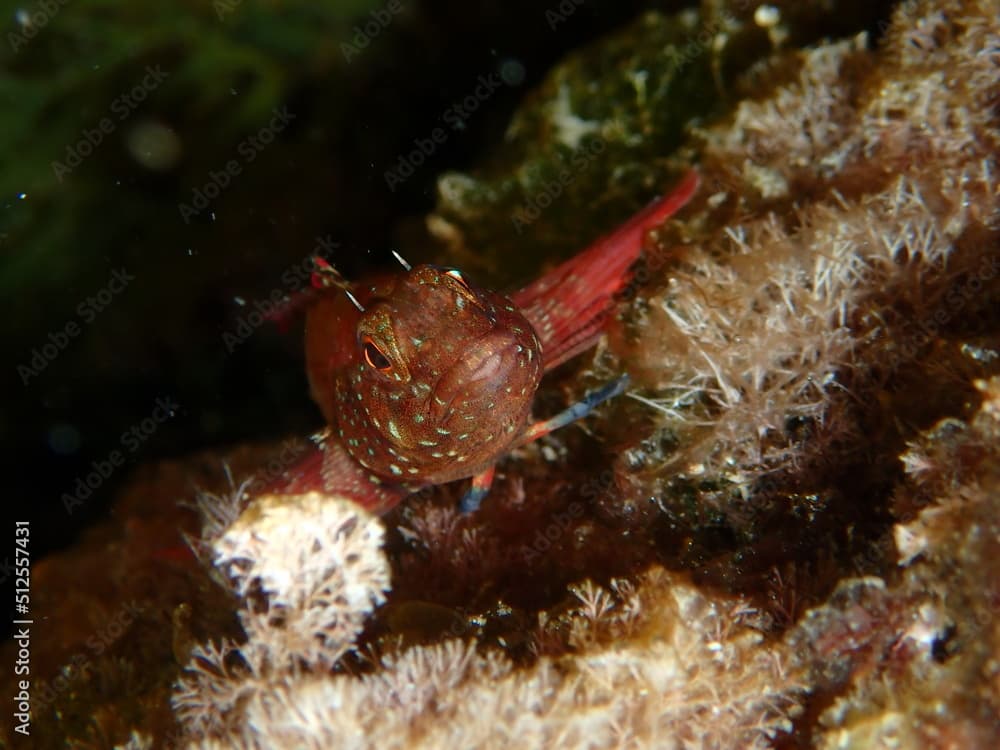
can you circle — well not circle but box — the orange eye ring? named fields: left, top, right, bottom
left=361, top=336, right=392, bottom=372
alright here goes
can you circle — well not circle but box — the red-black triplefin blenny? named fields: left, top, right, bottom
left=272, top=170, right=699, bottom=513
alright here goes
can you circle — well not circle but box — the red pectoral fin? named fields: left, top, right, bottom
left=264, top=287, right=320, bottom=333
left=264, top=432, right=411, bottom=515
left=513, top=169, right=699, bottom=371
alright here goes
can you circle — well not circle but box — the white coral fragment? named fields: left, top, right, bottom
left=214, top=492, right=391, bottom=669
left=174, top=493, right=391, bottom=738
left=176, top=559, right=801, bottom=749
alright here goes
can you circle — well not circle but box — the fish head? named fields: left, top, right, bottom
left=333, top=264, right=543, bottom=485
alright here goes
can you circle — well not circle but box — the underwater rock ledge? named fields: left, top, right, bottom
left=5, top=0, right=999, bottom=748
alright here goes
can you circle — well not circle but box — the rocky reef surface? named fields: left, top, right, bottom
left=4, top=0, right=999, bottom=747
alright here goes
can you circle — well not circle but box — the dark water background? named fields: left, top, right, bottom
left=3, top=0, right=667, bottom=564
left=2, top=0, right=896, bottom=593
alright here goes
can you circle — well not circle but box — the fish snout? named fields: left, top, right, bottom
left=432, top=333, right=532, bottom=419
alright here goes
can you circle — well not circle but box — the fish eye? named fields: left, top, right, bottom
left=445, top=268, right=470, bottom=290
left=361, top=335, right=392, bottom=372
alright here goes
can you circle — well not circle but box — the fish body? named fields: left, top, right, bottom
left=274, top=169, right=700, bottom=513
left=306, top=265, right=543, bottom=487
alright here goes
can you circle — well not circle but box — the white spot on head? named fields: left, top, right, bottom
left=389, top=464, right=402, bottom=475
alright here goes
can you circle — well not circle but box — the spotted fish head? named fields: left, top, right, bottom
left=333, top=264, right=543, bottom=485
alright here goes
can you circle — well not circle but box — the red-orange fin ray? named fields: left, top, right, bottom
left=517, top=373, right=631, bottom=445
left=458, top=464, right=496, bottom=514
left=264, top=431, right=410, bottom=515
left=513, top=169, right=699, bottom=371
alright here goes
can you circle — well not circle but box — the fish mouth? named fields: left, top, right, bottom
left=431, top=333, right=519, bottom=418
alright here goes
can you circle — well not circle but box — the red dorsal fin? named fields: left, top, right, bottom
left=513, top=169, right=699, bottom=370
